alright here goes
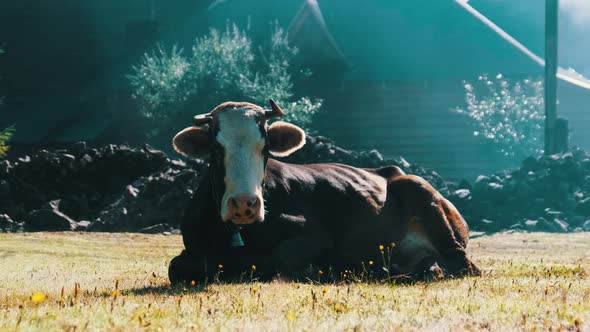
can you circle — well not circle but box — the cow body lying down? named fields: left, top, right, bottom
left=169, top=100, right=480, bottom=283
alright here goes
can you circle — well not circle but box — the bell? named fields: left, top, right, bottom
left=231, top=230, right=245, bottom=247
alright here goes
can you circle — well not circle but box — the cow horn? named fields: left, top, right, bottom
left=265, top=99, right=284, bottom=119
left=194, top=113, right=212, bottom=125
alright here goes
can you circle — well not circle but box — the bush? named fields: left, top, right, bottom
left=0, top=125, right=13, bottom=158
left=453, top=74, right=545, bottom=159
left=128, top=23, right=322, bottom=144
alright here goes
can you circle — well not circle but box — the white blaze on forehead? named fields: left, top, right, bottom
left=216, top=108, right=265, bottom=221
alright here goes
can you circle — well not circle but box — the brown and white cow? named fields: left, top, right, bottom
left=168, top=100, right=480, bottom=283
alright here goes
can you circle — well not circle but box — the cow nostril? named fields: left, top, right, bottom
left=234, top=212, right=241, bottom=217
left=245, top=209, right=252, bottom=216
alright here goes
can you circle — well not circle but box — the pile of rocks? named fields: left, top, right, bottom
left=0, top=142, right=202, bottom=233
left=2, top=136, right=589, bottom=234
left=448, top=147, right=590, bottom=233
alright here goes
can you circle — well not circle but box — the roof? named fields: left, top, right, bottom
left=456, top=0, right=590, bottom=90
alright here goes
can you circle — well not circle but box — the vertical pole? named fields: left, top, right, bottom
left=544, top=0, right=559, bottom=155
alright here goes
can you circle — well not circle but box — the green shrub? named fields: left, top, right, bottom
left=453, top=74, right=545, bottom=159
left=0, top=125, right=14, bottom=158
left=128, top=23, right=322, bottom=143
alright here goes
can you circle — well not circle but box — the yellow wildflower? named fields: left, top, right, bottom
left=218, top=264, right=223, bottom=269
left=286, top=312, right=296, bottom=322
left=190, top=280, right=196, bottom=286
left=369, top=260, right=374, bottom=265
left=379, top=245, right=384, bottom=251
left=251, top=265, right=256, bottom=271
left=31, top=293, right=46, bottom=303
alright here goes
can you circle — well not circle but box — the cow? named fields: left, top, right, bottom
left=168, top=100, right=480, bottom=283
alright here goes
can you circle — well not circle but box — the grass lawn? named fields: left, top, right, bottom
left=1, top=232, right=589, bottom=331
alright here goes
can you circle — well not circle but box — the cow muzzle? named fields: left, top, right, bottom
left=223, top=194, right=263, bottom=224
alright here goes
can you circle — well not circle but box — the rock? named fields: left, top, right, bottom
left=524, top=219, right=538, bottom=229
left=535, top=217, right=560, bottom=232
left=521, top=156, right=539, bottom=171
left=478, top=219, right=495, bottom=231
left=575, top=197, right=590, bottom=216
left=453, top=189, right=471, bottom=200
left=61, top=154, right=76, bottom=170
left=71, top=141, right=87, bottom=155
left=43, top=199, right=61, bottom=210
left=75, top=220, right=91, bottom=231
left=0, top=160, right=11, bottom=175
left=126, top=184, right=140, bottom=198
left=475, top=175, right=490, bottom=184
left=552, top=219, right=569, bottom=232
left=487, top=182, right=503, bottom=191
left=18, top=156, right=30, bottom=163
left=398, top=157, right=411, bottom=170
left=79, top=154, right=93, bottom=167
left=26, top=209, right=77, bottom=231
left=369, top=149, right=384, bottom=162
left=0, top=214, right=15, bottom=231
left=139, top=223, right=171, bottom=234
left=568, top=216, right=585, bottom=228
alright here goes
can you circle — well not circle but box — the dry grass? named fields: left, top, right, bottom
left=0, top=232, right=589, bottom=331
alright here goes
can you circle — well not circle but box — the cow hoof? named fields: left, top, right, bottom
left=421, top=262, right=445, bottom=282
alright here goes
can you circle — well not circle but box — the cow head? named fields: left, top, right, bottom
left=173, top=100, right=305, bottom=225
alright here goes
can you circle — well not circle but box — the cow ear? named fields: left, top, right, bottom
left=267, top=121, right=306, bottom=157
left=173, top=126, right=211, bottom=158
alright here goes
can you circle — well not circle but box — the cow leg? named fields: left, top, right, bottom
left=206, top=248, right=272, bottom=281
left=168, top=250, right=207, bottom=285
left=418, top=198, right=480, bottom=277
left=388, top=176, right=480, bottom=278
left=269, top=230, right=334, bottom=280
left=417, top=200, right=481, bottom=277
left=169, top=248, right=272, bottom=284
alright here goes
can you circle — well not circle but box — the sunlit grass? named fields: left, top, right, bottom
left=0, top=232, right=588, bottom=331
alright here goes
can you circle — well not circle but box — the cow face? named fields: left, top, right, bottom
left=173, top=100, right=306, bottom=225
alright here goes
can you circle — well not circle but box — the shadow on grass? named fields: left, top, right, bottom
left=123, top=283, right=208, bottom=296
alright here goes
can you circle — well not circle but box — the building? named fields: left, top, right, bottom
left=1, top=0, right=589, bottom=178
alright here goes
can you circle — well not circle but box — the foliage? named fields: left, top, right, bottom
left=0, top=125, right=14, bottom=158
left=128, top=23, right=321, bottom=143
left=453, top=74, right=545, bottom=159
left=0, top=232, right=588, bottom=330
